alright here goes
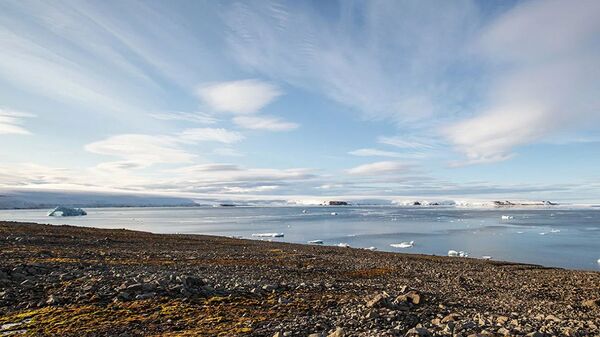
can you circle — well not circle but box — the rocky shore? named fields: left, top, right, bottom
left=1, top=221, right=599, bottom=337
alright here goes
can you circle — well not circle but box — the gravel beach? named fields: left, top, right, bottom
left=1, top=221, right=599, bottom=337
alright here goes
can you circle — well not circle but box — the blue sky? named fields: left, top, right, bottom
left=1, top=0, right=599, bottom=203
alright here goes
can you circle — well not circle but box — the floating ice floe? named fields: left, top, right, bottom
left=597, top=258, right=600, bottom=265
left=364, top=246, right=377, bottom=251
left=337, top=243, right=350, bottom=248
left=331, top=212, right=338, bottom=216
left=390, top=241, right=414, bottom=248
left=47, top=206, right=87, bottom=217
left=252, top=233, right=284, bottom=238
left=550, top=229, right=561, bottom=233
left=481, top=256, right=493, bottom=260
left=501, top=215, right=513, bottom=220
left=307, top=240, right=323, bottom=244
left=302, top=209, right=308, bottom=214
left=448, top=250, right=469, bottom=257
left=539, top=232, right=547, bottom=235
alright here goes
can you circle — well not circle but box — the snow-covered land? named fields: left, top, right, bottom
left=0, top=190, right=198, bottom=209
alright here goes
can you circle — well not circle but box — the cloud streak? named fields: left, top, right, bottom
left=233, top=115, right=298, bottom=131
left=0, top=108, right=34, bottom=135
left=346, top=161, right=412, bottom=176
left=445, top=0, right=600, bottom=164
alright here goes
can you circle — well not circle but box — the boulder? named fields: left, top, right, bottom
left=366, top=293, right=390, bottom=308
left=395, top=290, right=421, bottom=305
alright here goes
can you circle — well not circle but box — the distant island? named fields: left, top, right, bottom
left=326, top=201, right=349, bottom=206
left=0, top=190, right=198, bottom=210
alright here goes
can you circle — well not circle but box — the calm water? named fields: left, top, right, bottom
left=1, top=206, right=599, bottom=271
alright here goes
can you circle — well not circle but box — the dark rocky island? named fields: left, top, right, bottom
left=0, top=221, right=599, bottom=336
left=327, top=201, right=349, bottom=206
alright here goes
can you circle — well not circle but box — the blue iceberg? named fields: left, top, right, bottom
left=47, top=206, right=87, bottom=217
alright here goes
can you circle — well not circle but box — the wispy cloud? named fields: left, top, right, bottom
left=377, top=136, right=434, bottom=149
left=233, top=115, right=298, bottom=131
left=178, top=128, right=244, bottom=144
left=86, top=127, right=244, bottom=167
left=197, top=79, right=281, bottom=114
left=224, top=1, right=480, bottom=125
left=445, top=0, right=600, bottom=164
left=151, top=111, right=217, bottom=124
left=85, top=134, right=195, bottom=165
left=0, top=108, right=34, bottom=135
left=349, top=148, right=410, bottom=158
left=346, top=161, right=412, bottom=176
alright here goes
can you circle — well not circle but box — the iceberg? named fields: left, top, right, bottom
left=251, top=233, right=284, bottom=238
left=448, top=250, right=469, bottom=257
left=364, top=246, right=377, bottom=251
left=337, top=243, right=350, bottom=248
left=330, top=212, right=338, bottom=216
left=501, top=215, right=514, bottom=220
left=47, top=206, right=87, bottom=217
left=390, top=240, right=414, bottom=248
left=481, top=256, right=493, bottom=260
left=307, top=240, right=323, bottom=244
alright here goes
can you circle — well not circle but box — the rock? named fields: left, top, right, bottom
left=308, top=333, right=324, bottom=337
left=405, top=327, right=431, bottom=336
left=38, top=250, right=53, bottom=258
left=365, top=309, right=380, bottom=319
left=497, top=327, right=510, bottom=336
left=117, top=291, right=131, bottom=301
left=179, top=275, right=205, bottom=290
left=582, top=299, right=599, bottom=308
left=262, top=284, right=278, bottom=291
left=46, top=295, right=61, bottom=305
left=135, top=292, right=155, bottom=300
left=496, top=316, right=509, bottom=324
left=443, top=322, right=455, bottom=334
left=545, top=314, right=561, bottom=322
left=273, top=332, right=283, bottom=337
left=395, top=290, right=421, bottom=305
left=126, top=283, right=144, bottom=293
left=442, top=313, right=460, bottom=323
left=366, top=293, right=389, bottom=308
left=327, top=327, right=345, bottom=337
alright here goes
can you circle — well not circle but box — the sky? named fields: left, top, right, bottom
left=1, top=0, right=599, bottom=204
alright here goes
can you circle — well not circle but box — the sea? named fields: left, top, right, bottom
left=1, top=206, right=599, bottom=271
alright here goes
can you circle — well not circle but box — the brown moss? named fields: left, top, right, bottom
left=0, top=296, right=279, bottom=336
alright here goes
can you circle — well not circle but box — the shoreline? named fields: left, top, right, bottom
left=1, top=221, right=599, bottom=336
left=3, top=203, right=600, bottom=211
